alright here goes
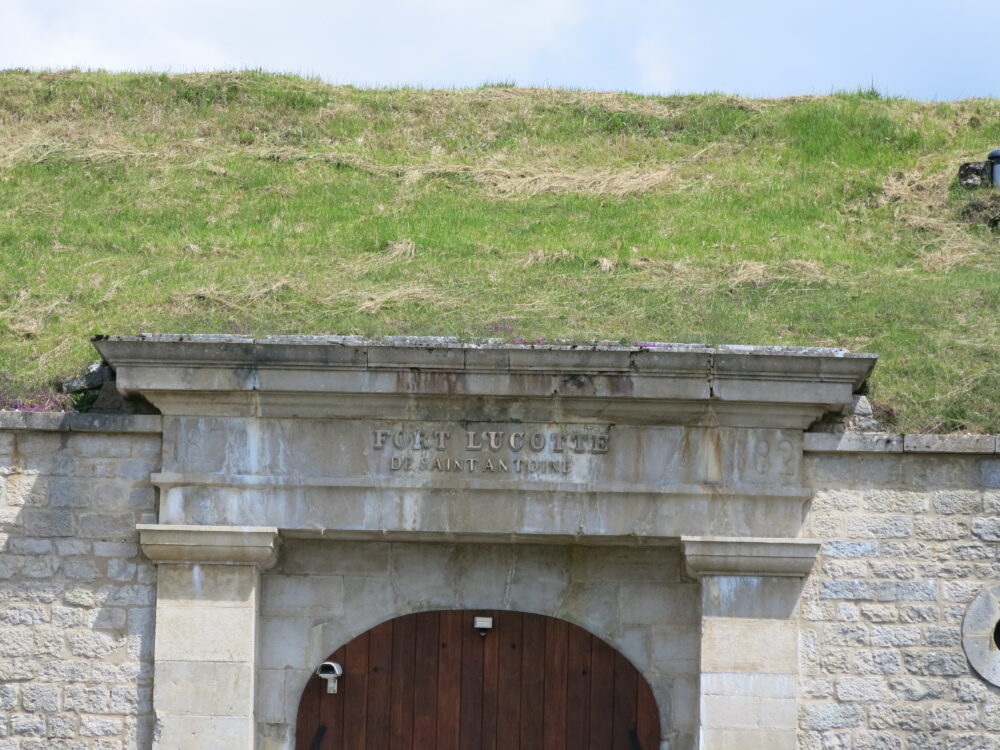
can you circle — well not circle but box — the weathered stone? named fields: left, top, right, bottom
left=870, top=625, right=920, bottom=647
left=888, top=677, right=947, bottom=701
left=835, top=677, right=888, bottom=701
left=20, top=685, right=59, bottom=713
left=868, top=704, right=926, bottom=730
left=0, top=603, right=49, bottom=626
left=927, top=703, right=979, bottom=730
left=822, top=540, right=878, bottom=558
left=79, top=717, right=121, bottom=737
left=854, top=732, right=904, bottom=750
left=11, top=714, right=45, bottom=736
left=61, top=362, right=113, bottom=394
left=915, top=517, right=968, bottom=541
left=46, top=715, right=77, bottom=738
left=63, top=685, right=109, bottom=714
left=844, top=516, right=912, bottom=539
left=903, top=651, right=968, bottom=676
left=971, top=517, right=1000, bottom=542
left=854, top=650, right=901, bottom=675
left=820, top=580, right=876, bottom=600
left=898, top=604, right=939, bottom=623
left=869, top=561, right=915, bottom=580
left=878, top=581, right=937, bottom=602
left=0, top=685, right=17, bottom=710
left=958, top=161, right=992, bottom=188
left=801, top=703, right=864, bottom=730
left=66, top=630, right=122, bottom=659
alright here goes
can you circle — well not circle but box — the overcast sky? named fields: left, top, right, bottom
left=1, top=0, right=995, bottom=99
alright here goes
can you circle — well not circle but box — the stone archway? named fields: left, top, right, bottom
left=295, top=610, right=660, bottom=750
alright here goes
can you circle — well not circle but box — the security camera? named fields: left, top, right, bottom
left=317, top=661, right=343, bottom=694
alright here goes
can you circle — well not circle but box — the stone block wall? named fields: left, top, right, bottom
left=0, top=415, right=162, bottom=750
left=800, top=446, right=1000, bottom=749
left=3, top=409, right=1000, bottom=750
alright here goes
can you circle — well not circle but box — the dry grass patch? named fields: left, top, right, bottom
left=170, top=279, right=296, bottom=315
left=0, top=290, right=67, bottom=339
left=342, top=239, right=420, bottom=275
left=876, top=162, right=993, bottom=272
left=355, top=285, right=444, bottom=314
left=595, top=257, right=618, bottom=273
left=919, top=239, right=978, bottom=272
left=0, top=136, right=155, bottom=168
left=473, top=165, right=675, bottom=197
left=520, top=249, right=572, bottom=267
left=727, top=261, right=770, bottom=289
left=246, top=149, right=679, bottom=197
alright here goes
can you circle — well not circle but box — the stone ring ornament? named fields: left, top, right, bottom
left=962, top=582, right=1000, bottom=686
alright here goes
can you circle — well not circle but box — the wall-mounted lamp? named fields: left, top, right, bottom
left=473, top=616, right=493, bottom=636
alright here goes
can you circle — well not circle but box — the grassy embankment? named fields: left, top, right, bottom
left=0, top=71, right=998, bottom=431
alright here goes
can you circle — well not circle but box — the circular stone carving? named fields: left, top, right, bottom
left=963, top=583, right=1000, bottom=686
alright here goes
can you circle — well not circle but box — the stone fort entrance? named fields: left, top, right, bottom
left=93, top=335, right=874, bottom=749
left=295, top=610, right=660, bottom=749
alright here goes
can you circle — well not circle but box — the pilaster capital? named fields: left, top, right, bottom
left=137, top=524, right=280, bottom=567
left=681, top=536, right=820, bottom=578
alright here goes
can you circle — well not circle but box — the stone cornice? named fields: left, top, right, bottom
left=94, top=335, right=876, bottom=428
left=137, top=524, right=280, bottom=567
left=681, top=536, right=821, bottom=578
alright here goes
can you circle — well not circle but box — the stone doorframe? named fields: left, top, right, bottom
left=136, top=526, right=818, bottom=750
left=95, top=335, right=876, bottom=749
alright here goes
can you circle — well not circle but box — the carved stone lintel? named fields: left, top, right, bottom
left=93, top=335, right=876, bottom=428
left=137, top=524, right=279, bottom=568
left=681, top=536, right=820, bottom=578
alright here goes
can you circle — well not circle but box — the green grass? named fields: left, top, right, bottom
left=1, top=70, right=999, bottom=432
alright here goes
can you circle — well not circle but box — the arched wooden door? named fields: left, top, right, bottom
left=296, top=610, right=660, bottom=750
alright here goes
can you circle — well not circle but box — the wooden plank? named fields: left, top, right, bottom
left=495, top=611, right=523, bottom=750
left=481, top=610, right=500, bottom=750
left=343, top=633, right=370, bottom=749
left=389, top=613, right=417, bottom=750
left=635, top=676, right=660, bottom=750
left=294, top=672, right=322, bottom=750
left=459, top=611, right=486, bottom=749
left=565, top=626, right=591, bottom=750
left=519, top=613, right=546, bottom=749
left=366, top=620, right=394, bottom=750
left=318, top=646, right=346, bottom=750
left=611, top=651, right=639, bottom=750
left=435, top=611, right=463, bottom=750
left=412, top=611, right=439, bottom=749
left=541, top=617, right=568, bottom=750
left=587, top=637, right=615, bottom=750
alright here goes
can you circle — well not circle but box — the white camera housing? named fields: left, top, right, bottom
left=316, top=661, right=343, bottom=694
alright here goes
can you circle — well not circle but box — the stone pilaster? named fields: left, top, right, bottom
left=138, top=524, right=279, bottom=750
left=682, top=537, right=819, bottom=750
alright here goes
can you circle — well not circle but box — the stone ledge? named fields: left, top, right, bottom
left=903, top=433, right=998, bottom=454
left=138, top=524, right=279, bottom=567
left=803, top=433, right=904, bottom=453
left=804, top=432, right=998, bottom=455
left=682, top=536, right=821, bottom=578
left=0, top=411, right=162, bottom=434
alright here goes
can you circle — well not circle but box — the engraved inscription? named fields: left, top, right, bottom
left=372, top=425, right=610, bottom=476
left=744, top=432, right=799, bottom=481
left=373, top=429, right=608, bottom=454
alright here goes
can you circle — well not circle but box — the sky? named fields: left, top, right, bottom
left=0, top=0, right=996, bottom=100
